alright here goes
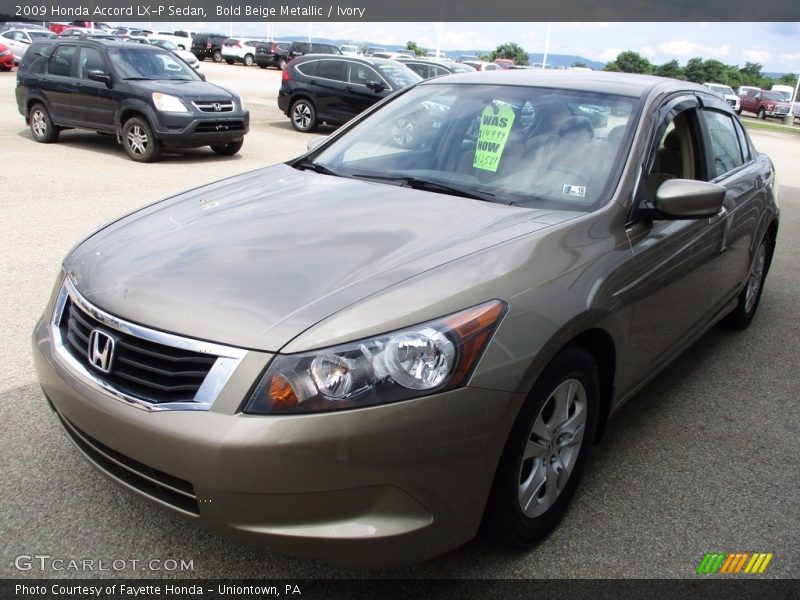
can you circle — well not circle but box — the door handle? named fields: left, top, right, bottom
left=708, top=206, right=728, bottom=225
left=754, top=175, right=765, bottom=190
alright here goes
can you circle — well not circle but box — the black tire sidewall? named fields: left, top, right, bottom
left=122, top=117, right=161, bottom=162
left=210, top=139, right=244, bottom=155
left=483, top=346, right=600, bottom=548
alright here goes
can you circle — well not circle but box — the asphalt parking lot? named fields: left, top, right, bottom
left=0, top=63, right=798, bottom=579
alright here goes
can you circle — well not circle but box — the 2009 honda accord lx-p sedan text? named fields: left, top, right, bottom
left=33, top=71, right=779, bottom=568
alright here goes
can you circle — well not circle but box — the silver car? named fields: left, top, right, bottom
left=0, top=28, right=54, bottom=63
left=33, top=71, right=778, bottom=568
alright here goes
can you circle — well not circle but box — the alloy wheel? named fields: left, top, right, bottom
left=518, top=378, right=587, bottom=518
left=31, top=109, right=47, bottom=138
left=292, top=103, right=312, bottom=130
left=126, top=125, right=148, bottom=156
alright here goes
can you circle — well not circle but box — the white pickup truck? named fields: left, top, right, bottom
left=771, top=84, right=800, bottom=119
left=151, top=30, right=198, bottom=50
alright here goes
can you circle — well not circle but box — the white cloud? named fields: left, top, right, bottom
left=657, top=40, right=731, bottom=60
left=598, top=48, right=622, bottom=61
left=743, top=48, right=772, bottom=63
left=641, top=46, right=656, bottom=58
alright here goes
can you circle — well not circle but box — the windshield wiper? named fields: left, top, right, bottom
left=123, top=76, right=157, bottom=80
left=349, top=173, right=505, bottom=204
left=293, top=160, right=341, bottom=177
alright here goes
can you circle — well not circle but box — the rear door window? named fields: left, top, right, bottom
left=48, top=45, right=77, bottom=77
left=316, top=59, right=346, bottom=81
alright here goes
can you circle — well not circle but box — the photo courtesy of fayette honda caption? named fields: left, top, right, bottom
left=33, top=70, right=778, bottom=568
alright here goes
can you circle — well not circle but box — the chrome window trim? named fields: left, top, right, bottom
left=50, top=277, right=247, bottom=412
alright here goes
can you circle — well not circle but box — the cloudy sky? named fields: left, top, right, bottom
left=130, top=21, right=800, bottom=72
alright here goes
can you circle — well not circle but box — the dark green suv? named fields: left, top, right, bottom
left=16, top=38, right=249, bottom=161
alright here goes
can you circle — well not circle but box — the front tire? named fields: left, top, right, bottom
left=726, top=235, right=771, bottom=330
left=225, top=58, right=234, bottom=65
left=278, top=57, right=287, bottom=71
left=210, top=139, right=243, bottom=156
left=122, top=117, right=161, bottom=163
left=244, top=54, right=254, bottom=66
left=29, top=103, right=60, bottom=143
left=212, top=49, right=222, bottom=63
left=290, top=99, right=317, bottom=132
left=482, top=346, right=600, bottom=548
left=758, top=108, right=766, bottom=120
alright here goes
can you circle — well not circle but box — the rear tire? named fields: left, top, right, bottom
left=258, top=64, right=267, bottom=69
left=290, top=99, right=317, bottom=133
left=482, top=346, right=600, bottom=548
left=122, top=117, right=161, bottom=163
left=278, top=57, right=287, bottom=71
left=225, top=58, right=234, bottom=65
left=29, top=103, right=60, bottom=143
left=212, top=50, right=222, bottom=63
left=210, top=139, right=244, bottom=156
left=725, top=235, right=771, bottom=330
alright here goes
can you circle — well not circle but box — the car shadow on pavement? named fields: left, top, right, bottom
left=16, top=129, right=244, bottom=164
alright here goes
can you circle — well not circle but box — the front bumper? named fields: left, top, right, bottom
left=32, top=313, right=515, bottom=568
left=150, top=109, right=250, bottom=148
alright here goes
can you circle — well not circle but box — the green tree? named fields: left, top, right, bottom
left=572, top=61, right=587, bottom=68
left=738, top=62, right=764, bottom=86
left=608, top=51, right=653, bottom=74
left=405, top=41, right=426, bottom=57
left=603, top=61, right=621, bottom=72
left=489, top=42, right=529, bottom=66
left=778, top=73, right=798, bottom=86
left=654, top=59, right=683, bottom=79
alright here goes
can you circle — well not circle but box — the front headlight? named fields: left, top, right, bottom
left=244, top=300, right=506, bottom=414
left=237, top=96, right=247, bottom=111
left=152, top=92, right=188, bottom=113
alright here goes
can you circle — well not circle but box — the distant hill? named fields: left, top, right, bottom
left=267, top=36, right=604, bottom=69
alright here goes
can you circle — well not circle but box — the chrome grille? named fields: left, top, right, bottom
left=51, top=278, right=247, bottom=412
left=192, top=100, right=235, bottom=112
left=60, top=297, right=217, bottom=403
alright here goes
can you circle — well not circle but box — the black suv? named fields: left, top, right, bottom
left=254, top=41, right=290, bottom=70
left=16, top=39, right=249, bottom=162
left=277, top=55, right=421, bottom=132
left=191, top=33, right=228, bottom=62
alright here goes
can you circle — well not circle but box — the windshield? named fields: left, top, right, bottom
left=312, top=83, right=638, bottom=212
left=708, top=84, right=734, bottom=96
left=374, top=61, right=422, bottom=88
left=772, top=90, right=792, bottom=101
left=762, top=92, right=784, bottom=102
left=108, top=47, right=200, bottom=80
left=151, top=39, right=178, bottom=51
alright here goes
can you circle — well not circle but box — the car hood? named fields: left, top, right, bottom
left=128, top=79, right=234, bottom=100
left=65, top=164, right=578, bottom=352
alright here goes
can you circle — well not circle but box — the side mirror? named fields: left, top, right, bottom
left=197, top=71, right=206, bottom=81
left=306, top=135, right=326, bottom=152
left=87, top=70, right=112, bottom=85
left=643, top=178, right=726, bottom=220
left=366, top=81, right=386, bottom=92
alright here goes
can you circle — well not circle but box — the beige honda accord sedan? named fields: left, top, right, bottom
left=33, top=71, right=779, bottom=568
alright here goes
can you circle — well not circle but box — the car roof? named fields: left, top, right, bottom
left=295, top=54, right=401, bottom=66
left=421, top=69, right=701, bottom=98
left=30, top=38, right=166, bottom=51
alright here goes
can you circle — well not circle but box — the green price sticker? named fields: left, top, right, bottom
left=473, top=104, right=516, bottom=172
